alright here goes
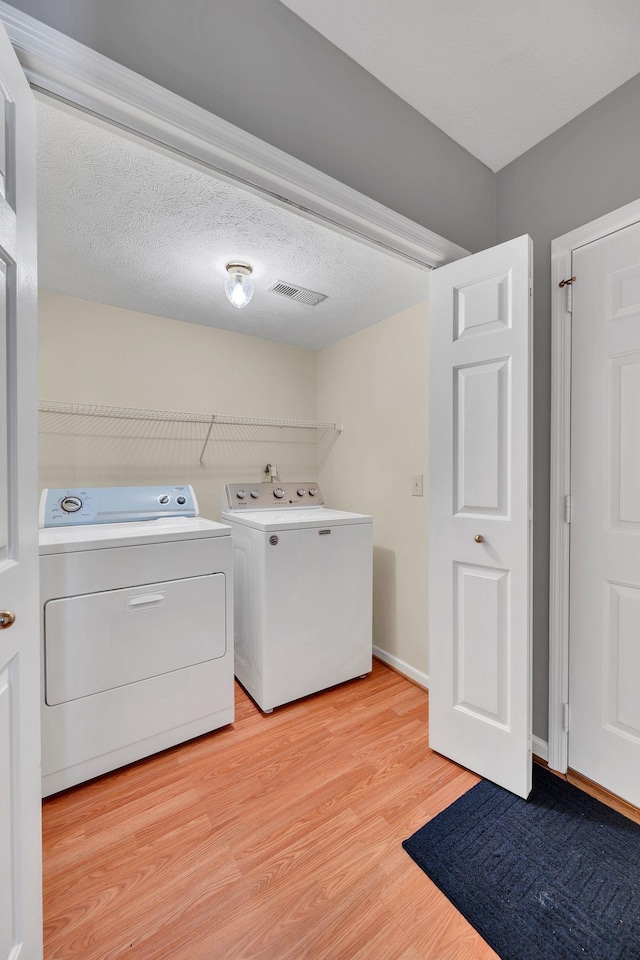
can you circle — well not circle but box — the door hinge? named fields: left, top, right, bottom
left=559, top=276, right=575, bottom=313
left=564, top=494, right=571, bottom=523
left=563, top=702, right=570, bottom=732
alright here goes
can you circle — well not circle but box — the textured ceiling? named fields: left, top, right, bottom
left=279, top=0, right=640, bottom=171
left=36, top=100, right=428, bottom=350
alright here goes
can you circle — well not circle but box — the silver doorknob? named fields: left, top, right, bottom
left=474, top=534, right=485, bottom=543
left=0, top=610, right=15, bottom=629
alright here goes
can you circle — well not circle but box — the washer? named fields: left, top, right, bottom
left=222, top=481, right=372, bottom=712
left=39, top=485, right=233, bottom=796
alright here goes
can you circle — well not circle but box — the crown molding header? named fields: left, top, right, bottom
left=0, top=1, right=469, bottom=270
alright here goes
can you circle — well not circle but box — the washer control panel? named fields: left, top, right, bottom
left=224, top=482, right=324, bottom=510
left=40, top=485, right=198, bottom=527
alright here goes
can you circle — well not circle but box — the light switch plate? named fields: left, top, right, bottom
left=411, top=474, right=423, bottom=497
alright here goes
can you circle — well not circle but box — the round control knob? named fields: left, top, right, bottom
left=236, top=490, right=246, bottom=500
left=309, top=488, right=318, bottom=497
left=250, top=490, right=260, bottom=499
left=176, top=495, right=186, bottom=505
left=158, top=494, right=170, bottom=504
left=273, top=488, right=285, bottom=499
left=297, top=488, right=306, bottom=497
left=60, top=496, right=82, bottom=513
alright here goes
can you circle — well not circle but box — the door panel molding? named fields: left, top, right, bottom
left=454, top=358, right=510, bottom=518
left=549, top=197, right=640, bottom=773
left=453, top=561, right=509, bottom=725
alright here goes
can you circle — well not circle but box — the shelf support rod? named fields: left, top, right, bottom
left=198, top=416, right=216, bottom=467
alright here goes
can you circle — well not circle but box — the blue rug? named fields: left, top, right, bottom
left=403, top=765, right=640, bottom=960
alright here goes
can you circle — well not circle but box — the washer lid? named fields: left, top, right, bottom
left=39, top=516, right=231, bottom=554
left=220, top=506, right=372, bottom=532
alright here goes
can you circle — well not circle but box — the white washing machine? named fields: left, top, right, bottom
left=39, top=485, right=233, bottom=796
left=221, top=481, right=372, bottom=712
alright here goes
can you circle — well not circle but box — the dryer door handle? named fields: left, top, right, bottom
left=126, top=592, right=165, bottom=610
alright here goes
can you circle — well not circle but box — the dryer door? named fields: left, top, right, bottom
left=44, top=574, right=226, bottom=704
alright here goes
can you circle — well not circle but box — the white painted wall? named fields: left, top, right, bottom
left=37, top=291, right=318, bottom=520
left=317, top=301, right=430, bottom=681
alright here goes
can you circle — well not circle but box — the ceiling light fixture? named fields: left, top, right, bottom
left=224, top=261, right=254, bottom=309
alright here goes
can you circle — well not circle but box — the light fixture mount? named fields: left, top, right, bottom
left=224, top=261, right=254, bottom=309
left=226, top=261, right=252, bottom=277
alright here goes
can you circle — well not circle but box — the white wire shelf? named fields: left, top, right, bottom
left=37, top=400, right=343, bottom=466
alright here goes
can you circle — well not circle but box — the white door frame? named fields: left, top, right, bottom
left=549, top=197, right=640, bottom=773
left=0, top=2, right=468, bottom=273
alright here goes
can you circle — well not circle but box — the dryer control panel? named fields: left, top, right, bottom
left=224, top=482, right=324, bottom=510
left=40, top=485, right=198, bottom=527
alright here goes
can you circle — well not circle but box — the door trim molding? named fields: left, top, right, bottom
left=549, top=197, right=640, bottom=773
left=0, top=1, right=470, bottom=271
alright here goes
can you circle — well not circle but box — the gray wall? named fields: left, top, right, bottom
left=8, top=0, right=495, bottom=254
left=496, top=72, right=640, bottom=740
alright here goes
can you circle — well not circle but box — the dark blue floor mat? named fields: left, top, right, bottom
left=403, top=765, right=640, bottom=960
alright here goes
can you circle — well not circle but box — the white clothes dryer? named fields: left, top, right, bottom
left=39, top=485, right=233, bottom=796
left=222, top=481, right=372, bottom=712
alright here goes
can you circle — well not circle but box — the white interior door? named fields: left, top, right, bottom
left=569, top=220, right=640, bottom=807
left=429, top=235, right=533, bottom=799
left=0, top=18, right=42, bottom=960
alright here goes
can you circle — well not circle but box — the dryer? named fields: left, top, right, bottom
left=39, top=485, right=233, bottom=796
left=222, top=481, right=372, bottom=712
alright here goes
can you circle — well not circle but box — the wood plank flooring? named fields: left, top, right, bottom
left=42, top=661, right=498, bottom=960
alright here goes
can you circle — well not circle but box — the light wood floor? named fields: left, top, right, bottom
left=42, top=661, right=499, bottom=959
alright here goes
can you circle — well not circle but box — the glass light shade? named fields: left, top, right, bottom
left=224, top=263, right=254, bottom=309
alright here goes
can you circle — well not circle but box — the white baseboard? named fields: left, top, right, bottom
left=532, top=736, right=549, bottom=763
left=373, top=646, right=429, bottom=690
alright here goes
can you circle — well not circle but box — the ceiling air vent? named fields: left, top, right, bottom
left=268, top=280, right=327, bottom=306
